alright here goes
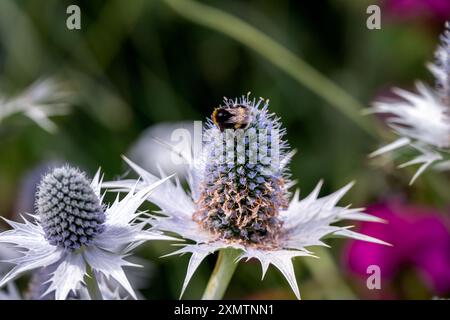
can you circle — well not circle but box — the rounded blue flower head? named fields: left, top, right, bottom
left=36, top=166, right=106, bottom=250
left=194, top=94, right=290, bottom=245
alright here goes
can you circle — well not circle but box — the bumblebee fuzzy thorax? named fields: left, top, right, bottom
left=211, top=104, right=253, bottom=132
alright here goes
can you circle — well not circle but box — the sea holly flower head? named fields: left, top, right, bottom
left=194, top=96, right=290, bottom=245
left=37, top=167, right=106, bottom=250
left=0, top=165, right=174, bottom=300
left=368, top=22, right=450, bottom=184
left=105, top=93, right=389, bottom=299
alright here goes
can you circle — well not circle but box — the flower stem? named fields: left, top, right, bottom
left=86, top=268, right=104, bottom=300
left=303, top=247, right=356, bottom=299
left=162, top=0, right=378, bottom=138
left=202, top=248, right=240, bottom=300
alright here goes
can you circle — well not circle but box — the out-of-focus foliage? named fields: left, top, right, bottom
left=0, top=0, right=449, bottom=299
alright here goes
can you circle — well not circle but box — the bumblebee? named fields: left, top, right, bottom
left=212, top=104, right=253, bottom=132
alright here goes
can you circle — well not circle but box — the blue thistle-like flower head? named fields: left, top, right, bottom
left=194, top=94, right=291, bottom=244
left=36, top=166, right=106, bottom=250
left=1, top=165, right=173, bottom=300
left=100, top=93, right=389, bottom=300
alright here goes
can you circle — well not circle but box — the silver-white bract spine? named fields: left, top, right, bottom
left=428, top=21, right=450, bottom=104
left=0, top=77, right=72, bottom=132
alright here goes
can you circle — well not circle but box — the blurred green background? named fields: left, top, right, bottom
left=1, top=0, right=450, bottom=299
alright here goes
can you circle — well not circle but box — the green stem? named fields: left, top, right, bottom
left=162, top=0, right=377, bottom=137
left=86, top=268, right=104, bottom=300
left=202, top=248, right=241, bottom=300
left=303, top=247, right=356, bottom=299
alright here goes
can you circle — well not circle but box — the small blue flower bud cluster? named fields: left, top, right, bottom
left=195, top=95, right=290, bottom=244
left=36, top=166, right=106, bottom=250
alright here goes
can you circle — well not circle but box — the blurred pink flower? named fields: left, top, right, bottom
left=343, top=200, right=450, bottom=296
left=384, top=0, right=450, bottom=21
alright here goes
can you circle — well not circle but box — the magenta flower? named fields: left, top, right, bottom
left=384, top=0, right=450, bottom=22
left=343, top=200, right=450, bottom=296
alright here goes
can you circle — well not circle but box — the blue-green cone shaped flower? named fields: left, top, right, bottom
left=193, top=94, right=291, bottom=244
left=36, top=166, right=106, bottom=250
left=103, top=93, right=389, bottom=300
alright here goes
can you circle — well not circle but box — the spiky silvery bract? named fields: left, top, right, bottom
left=194, top=97, right=289, bottom=245
left=2, top=268, right=127, bottom=300
left=369, top=22, right=450, bottom=184
left=104, top=94, right=389, bottom=300
left=430, top=22, right=450, bottom=105
left=0, top=165, right=174, bottom=300
left=0, top=77, right=71, bottom=133
left=37, top=167, right=106, bottom=250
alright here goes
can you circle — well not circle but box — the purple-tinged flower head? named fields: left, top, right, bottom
left=194, top=94, right=291, bottom=245
left=36, top=166, right=106, bottom=250
left=343, top=200, right=450, bottom=296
